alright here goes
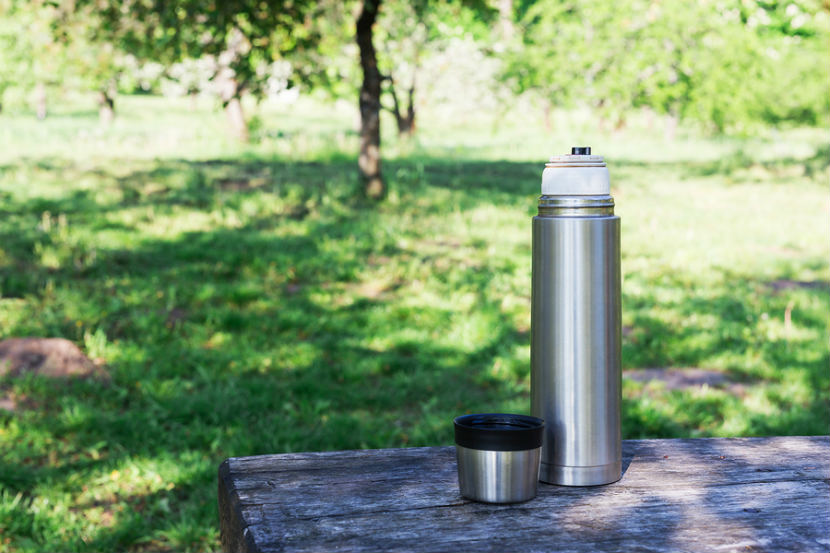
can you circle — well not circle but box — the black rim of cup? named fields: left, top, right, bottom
left=454, top=413, right=544, bottom=451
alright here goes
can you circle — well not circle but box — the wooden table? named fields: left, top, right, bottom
left=218, top=436, right=829, bottom=553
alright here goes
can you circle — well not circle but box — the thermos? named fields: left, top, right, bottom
left=530, top=146, right=622, bottom=486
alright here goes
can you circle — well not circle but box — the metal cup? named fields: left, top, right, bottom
left=453, top=414, right=545, bottom=504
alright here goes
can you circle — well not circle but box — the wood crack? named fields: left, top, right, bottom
left=283, top=500, right=473, bottom=522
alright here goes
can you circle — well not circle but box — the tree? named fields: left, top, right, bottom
left=0, top=1, right=31, bottom=113
left=503, top=0, right=647, bottom=132
left=5, top=0, right=141, bottom=124
left=0, top=0, right=67, bottom=118
left=374, top=0, right=427, bottom=138
left=377, top=1, right=497, bottom=137
left=354, top=0, right=496, bottom=198
left=728, top=0, right=829, bottom=129
left=375, top=0, right=489, bottom=137
left=67, top=37, right=127, bottom=125
left=357, top=0, right=385, bottom=199
left=73, top=0, right=322, bottom=140
left=504, top=0, right=829, bottom=135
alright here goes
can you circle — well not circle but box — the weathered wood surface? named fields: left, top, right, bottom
left=218, top=436, right=830, bottom=553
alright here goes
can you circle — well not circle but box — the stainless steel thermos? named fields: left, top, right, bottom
left=531, top=146, right=622, bottom=486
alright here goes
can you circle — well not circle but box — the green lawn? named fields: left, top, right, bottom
left=0, top=95, right=828, bottom=552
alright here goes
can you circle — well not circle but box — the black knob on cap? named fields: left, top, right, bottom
left=571, top=146, right=591, bottom=155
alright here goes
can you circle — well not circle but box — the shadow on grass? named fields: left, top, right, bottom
left=0, top=153, right=827, bottom=550
left=621, top=267, right=829, bottom=438
left=610, top=142, right=830, bottom=180
left=0, top=162, right=534, bottom=548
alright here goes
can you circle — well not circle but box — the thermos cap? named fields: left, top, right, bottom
left=454, top=413, right=545, bottom=451
left=542, top=146, right=610, bottom=195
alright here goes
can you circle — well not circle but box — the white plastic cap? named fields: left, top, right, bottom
left=542, top=150, right=610, bottom=195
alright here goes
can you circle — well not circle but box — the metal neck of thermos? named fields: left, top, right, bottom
left=537, top=195, right=615, bottom=217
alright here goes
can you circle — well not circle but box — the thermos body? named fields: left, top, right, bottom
left=530, top=148, right=622, bottom=487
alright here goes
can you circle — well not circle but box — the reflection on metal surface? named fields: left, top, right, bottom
left=456, top=445, right=541, bottom=503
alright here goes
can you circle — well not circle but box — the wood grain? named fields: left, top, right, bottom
left=218, top=436, right=830, bottom=553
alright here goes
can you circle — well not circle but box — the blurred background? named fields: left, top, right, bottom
left=0, top=0, right=828, bottom=551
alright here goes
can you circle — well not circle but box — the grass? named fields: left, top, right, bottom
left=0, top=94, right=828, bottom=552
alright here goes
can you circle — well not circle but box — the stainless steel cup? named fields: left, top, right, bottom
left=453, top=414, right=545, bottom=503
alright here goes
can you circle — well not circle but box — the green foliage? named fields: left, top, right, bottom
left=0, top=9, right=30, bottom=103
left=506, top=0, right=830, bottom=132
left=290, top=0, right=358, bottom=97
left=72, top=0, right=324, bottom=100
left=0, top=0, right=144, bottom=115
left=0, top=95, right=828, bottom=551
left=0, top=0, right=66, bottom=105
left=374, top=0, right=497, bottom=107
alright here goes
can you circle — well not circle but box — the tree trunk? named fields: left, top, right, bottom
left=224, top=96, right=249, bottom=142
left=356, top=0, right=385, bottom=200
left=498, top=0, right=514, bottom=41
left=97, top=91, right=114, bottom=125
left=219, top=76, right=249, bottom=142
left=664, top=109, right=679, bottom=142
left=401, top=85, right=415, bottom=136
left=542, top=99, right=552, bottom=133
left=387, top=77, right=416, bottom=137
left=35, top=82, right=47, bottom=120
left=644, top=106, right=656, bottom=130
